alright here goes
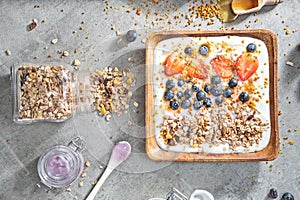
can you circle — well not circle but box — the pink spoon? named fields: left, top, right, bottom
left=85, top=141, right=131, bottom=200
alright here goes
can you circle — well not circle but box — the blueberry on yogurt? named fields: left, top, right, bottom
left=210, top=85, right=223, bottom=97
left=169, top=100, right=180, bottom=110
left=199, top=45, right=209, bottom=55
left=193, top=100, right=203, bottom=110
left=211, top=75, right=221, bottom=85
left=166, top=79, right=175, bottom=89
left=184, top=89, right=193, bottom=99
left=164, top=90, right=174, bottom=100
left=196, top=90, right=206, bottom=101
left=184, top=47, right=193, bottom=55
left=181, top=99, right=191, bottom=109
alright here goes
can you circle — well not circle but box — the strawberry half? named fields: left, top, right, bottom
left=163, top=54, right=186, bottom=76
left=210, top=57, right=235, bottom=78
left=236, top=53, right=259, bottom=81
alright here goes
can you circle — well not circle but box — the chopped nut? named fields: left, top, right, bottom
left=105, top=114, right=111, bottom=121
left=278, top=110, right=282, bottom=116
left=286, top=61, right=294, bottom=67
left=288, top=140, right=295, bottom=145
left=79, top=181, right=83, bottom=187
left=28, top=21, right=37, bottom=31
left=85, top=161, right=90, bottom=168
left=133, top=101, right=139, bottom=108
left=63, top=51, right=69, bottom=57
left=66, top=187, right=71, bottom=192
left=51, top=39, right=58, bottom=44
left=128, top=121, right=132, bottom=126
left=5, top=50, right=11, bottom=56
left=73, top=59, right=81, bottom=66
left=136, top=7, right=141, bottom=15
left=283, top=136, right=288, bottom=140
left=81, top=172, right=87, bottom=178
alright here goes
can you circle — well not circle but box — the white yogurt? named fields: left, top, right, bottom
left=153, top=36, right=271, bottom=154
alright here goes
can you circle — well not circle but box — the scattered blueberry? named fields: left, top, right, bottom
left=223, top=88, right=232, bottom=98
left=186, top=78, right=191, bottom=83
left=239, top=92, right=250, bottom=102
left=204, top=84, right=211, bottom=93
left=191, top=84, right=200, bottom=92
left=193, top=100, right=203, bottom=110
left=126, top=30, right=137, bottom=42
left=203, top=98, right=212, bottom=108
left=177, top=79, right=184, bottom=87
left=247, top=43, right=257, bottom=52
left=181, top=99, right=191, bottom=109
left=184, top=89, right=193, bottom=99
left=281, top=192, right=294, bottom=200
left=170, top=100, right=180, bottom=110
left=215, top=97, right=223, bottom=105
left=228, top=77, right=238, bottom=88
left=196, top=90, right=206, bottom=101
left=176, top=91, right=183, bottom=99
left=184, top=47, right=193, bottom=55
left=164, top=90, right=174, bottom=100
left=210, top=85, right=223, bottom=97
left=199, top=45, right=209, bottom=55
left=268, top=188, right=278, bottom=199
left=166, top=80, right=175, bottom=89
left=211, top=75, right=221, bottom=85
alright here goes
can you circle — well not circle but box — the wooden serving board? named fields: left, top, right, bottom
left=145, top=30, right=279, bottom=162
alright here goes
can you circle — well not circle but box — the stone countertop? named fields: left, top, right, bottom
left=0, top=0, right=300, bottom=199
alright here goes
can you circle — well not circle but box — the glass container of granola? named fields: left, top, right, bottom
left=37, top=137, right=85, bottom=189
left=11, top=63, right=92, bottom=124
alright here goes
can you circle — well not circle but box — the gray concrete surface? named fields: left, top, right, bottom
left=0, top=0, right=300, bottom=199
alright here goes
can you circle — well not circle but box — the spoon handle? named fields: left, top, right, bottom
left=85, top=167, right=114, bottom=200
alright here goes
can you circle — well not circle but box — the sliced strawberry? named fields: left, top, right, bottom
left=184, top=59, right=208, bottom=79
left=236, top=53, right=259, bottom=81
left=163, top=54, right=186, bottom=76
left=210, top=57, right=235, bottom=78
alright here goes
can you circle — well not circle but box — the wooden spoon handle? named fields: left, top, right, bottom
left=264, top=0, right=284, bottom=6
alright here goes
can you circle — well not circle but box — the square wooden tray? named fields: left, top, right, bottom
left=145, top=30, right=279, bottom=162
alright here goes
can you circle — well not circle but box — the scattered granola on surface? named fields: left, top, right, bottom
left=90, top=66, right=135, bottom=116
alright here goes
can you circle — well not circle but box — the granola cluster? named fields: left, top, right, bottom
left=159, top=101, right=269, bottom=151
left=17, top=65, right=73, bottom=120
left=90, top=66, right=135, bottom=116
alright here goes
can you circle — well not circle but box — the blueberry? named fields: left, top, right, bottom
left=196, top=90, right=206, bottom=101
left=191, top=84, right=200, bottom=92
left=166, top=80, right=175, bottom=89
left=215, top=97, right=223, bottom=105
left=184, top=47, right=193, bottom=55
left=204, top=84, right=211, bottom=93
left=184, top=89, right=193, bottom=99
left=176, top=91, right=183, bottom=99
left=268, top=188, right=278, bottom=199
left=281, top=192, right=294, bottom=200
left=170, top=100, right=180, bottom=110
left=181, top=99, right=191, bottom=109
left=177, top=79, right=184, bottom=87
left=193, top=100, right=203, bottom=110
left=210, top=85, right=223, bottom=97
left=164, top=90, right=174, bottom=100
left=239, top=92, right=250, bottom=102
left=228, top=78, right=238, bottom=88
left=199, top=45, right=209, bottom=55
left=186, top=78, right=191, bottom=83
left=247, top=43, right=257, bottom=52
left=126, top=30, right=137, bottom=42
left=203, top=98, right=212, bottom=108
left=223, top=88, right=232, bottom=98
left=211, top=75, right=221, bottom=85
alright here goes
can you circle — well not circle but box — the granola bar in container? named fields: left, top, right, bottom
left=11, top=63, right=92, bottom=124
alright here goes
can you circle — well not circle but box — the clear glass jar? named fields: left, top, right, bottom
left=37, top=137, right=85, bottom=189
left=11, top=63, right=92, bottom=124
